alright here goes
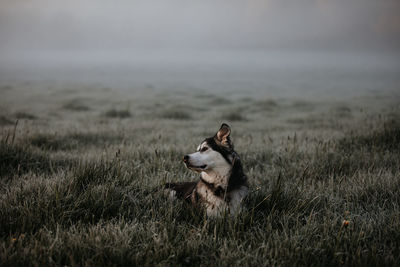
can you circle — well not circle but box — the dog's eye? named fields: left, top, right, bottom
left=200, top=147, right=208, bottom=152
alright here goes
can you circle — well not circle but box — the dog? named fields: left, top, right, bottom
left=164, top=123, right=248, bottom=217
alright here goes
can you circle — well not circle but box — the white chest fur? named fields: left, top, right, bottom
left=196, top=184, right=248, bottom=217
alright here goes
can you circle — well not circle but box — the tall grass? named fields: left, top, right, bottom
left=0, top=100, right=399, bottom=266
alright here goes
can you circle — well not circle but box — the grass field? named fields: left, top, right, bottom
left=0, top=78, right=399, bottom=266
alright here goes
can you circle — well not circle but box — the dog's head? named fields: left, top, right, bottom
left=183, top=123, right=236, bottom=173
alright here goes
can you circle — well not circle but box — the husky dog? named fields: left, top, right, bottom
left=165, top=123, right=248, bottom=217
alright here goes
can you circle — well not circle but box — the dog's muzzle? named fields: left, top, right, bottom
left=183, top=155, right=207, bottom=170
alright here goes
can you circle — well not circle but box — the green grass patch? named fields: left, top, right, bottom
left=0, top=116, right=14, bottom=126
left=15, top=112, right=37, bottom=120
left=220, top=111, right=247, bottom=122
left=0, top=138, right=70, bottom=178
left=254, top=99, right=279, bottom=111
left=62, top=100, right=91, bottom=111
left=160, top=109, right=192, bottom=120
left=29, top=132, right=125, bottom=151
left=338, top=119, right=400, bottom=153
left=104, top=108, right=131, bottom=118
left=208, top=97, right=232, bottom=105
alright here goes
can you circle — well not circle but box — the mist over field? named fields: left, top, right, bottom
left=1, top=1, right=400, bottom=266
left=1, top=0, right=400, bottom=95
left=1, top=0, right=400, bottom=100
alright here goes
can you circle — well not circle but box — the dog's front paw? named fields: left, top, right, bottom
left=164, top=188, right=177, bottom=200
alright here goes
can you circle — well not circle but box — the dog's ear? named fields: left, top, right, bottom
left=215, top=123, right=231, bottom=147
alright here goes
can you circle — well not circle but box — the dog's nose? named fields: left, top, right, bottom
left=183, top=155, right=189, bottom=163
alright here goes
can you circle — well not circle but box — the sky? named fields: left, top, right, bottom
left=1, top=0, right=400, bottom=53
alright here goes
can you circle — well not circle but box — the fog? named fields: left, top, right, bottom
left=1, top=0, right=400, bottom=51
left=0, top=0, right=400, bottom=98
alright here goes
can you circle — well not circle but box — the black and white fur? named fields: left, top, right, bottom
left=165, top=123, right=248, bottom=217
